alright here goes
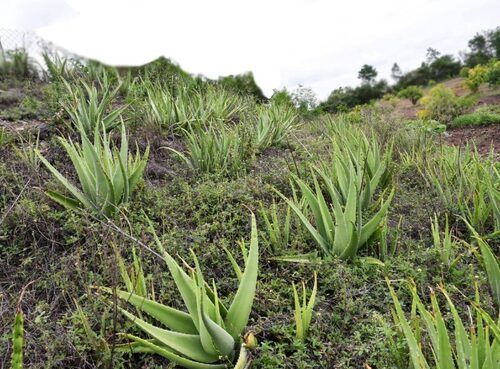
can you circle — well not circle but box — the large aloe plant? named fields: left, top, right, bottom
left=101, top=214, right=259, bottom=369
left=277, top=170, right=394, bottom=260
left=37, top=124, right=149, bottom=217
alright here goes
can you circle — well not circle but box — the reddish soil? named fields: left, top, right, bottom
left=445, top=124, right=500, bottom=155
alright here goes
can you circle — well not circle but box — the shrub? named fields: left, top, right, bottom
left=0, top=48, right=34, bottom=80
left=451, top=110, right=500, bottom=127
left=37, top=124, right=149, bottom=217
left=397, top=86, right=423, bottom=105
left=464, top=64, right=488, bottom=92
left=418, top=84, right=475, bottom=124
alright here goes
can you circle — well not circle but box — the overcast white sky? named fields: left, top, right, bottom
left=1, top=0, right=499, bottom=99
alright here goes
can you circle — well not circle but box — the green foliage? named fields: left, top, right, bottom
left=292, top=272, right=317, bottom=342
left=464, top=221, right=500, bottom=309
left=452, top=110, right=500, bottom=127
left=62, top=79, right=126, bottom=135
left=167, top=124, right=252, bottom=177
left=144, top=83, right=198, bottom=133
left=397, top=86, right=423, bottom=105
left=418, top=84, right=475, bottom=124
left=100, top=214, right=259, bottom=369
left=254, top=102, right=298, bottom=151
left=259, top=200, right=292, bottom=254
left=0, top=48, right=34, bottom=80
left=37, top=124, right=149, bottom=217
left=277, top=124, right=394, bottom=259
left=320, top=80, right=388, bottom=113
left=10, top=307, right=24, bottom=369
left=218, top=72, right=266, bottom=102
left=430, top=214, right=460, bottom=269
left=421, top=146, right=499, bottom=234
left=387, top=280, right=500, bottom=369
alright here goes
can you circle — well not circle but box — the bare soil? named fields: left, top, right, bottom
left=445, top=124, right=500, bottom=155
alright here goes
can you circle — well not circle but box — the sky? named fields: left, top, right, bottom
left=1, top=0, right=499, bottom=99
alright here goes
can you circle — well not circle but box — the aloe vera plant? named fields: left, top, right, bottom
left=423, top=145, right=499, bottom=234
left=62, top=79, right=127, bottom=135
left=292, top=271, right=318, bottom=342
left=463, top=219, right=500, bottom=309
left=167, top=124, right=250, bottom=177
left=430, top=214, right=461, bottom=269
left=319, top=123, right=392, bottom=209
left=387, top=279, right=500, bottom=369
left=259, top=200, right=292, bottom=254
left=254, top=103, right=297, bottom=151
left=278, top=170, right=394, bottom=260
left=37, top=124, right=149, bottom=217
left=101, top=214, right=259, bottom=368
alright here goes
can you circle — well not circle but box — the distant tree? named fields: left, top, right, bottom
left=487, top=27, right=500, bottom=58
left=465, top=32, right=492, bottom=66
left=291, top=85, right=318, bottom=111
left=397, top=86, right=423, bottom=105
left=426, top=47, right=441, bottom=62
left=270, top=88, right=294, bottom=107
left=428, top=54, right=461, bottom=81
left=391, top=63, right=403, bottom=81
left=358, top=64, right=378, bottom=84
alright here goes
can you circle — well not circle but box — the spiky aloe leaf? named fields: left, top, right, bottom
left=225, top=213, right=259, bottom=339
left=120, top=334, right=226, bottom=369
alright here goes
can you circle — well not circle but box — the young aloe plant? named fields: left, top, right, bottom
left=259, top=200, right=291, bottom=254
left=430, top=214, right=461, bottom=269
left=387, top=279, right=500, bottom=369
left=101, top=214, right=259, bottom=369
left=37, top=124, right=149, bottom=217
left=292, top=271, right=318, bottom=342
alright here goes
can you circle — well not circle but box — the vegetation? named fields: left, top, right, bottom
left=0, top=29, right=499, bottom=369
left=36, top=124, right=149, bottom=217
left=397, top=86, right=423, bottom=105
left=418, top=84, right=475, bottom=124
left=292, top=272, right=317, bottom=342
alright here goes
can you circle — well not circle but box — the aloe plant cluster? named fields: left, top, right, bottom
left=422, top=145, right=499, bottom=234
left=387, top=280, right=500, bottom=369
left=254, top=102, right=298, bottom=151
left=37, top=124, right=149, bottom=217
left=277, top=124, right=394, bottom=259
left=101, top=215, right=259, bottom=369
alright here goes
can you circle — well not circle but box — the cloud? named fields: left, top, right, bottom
left=3, top=0, right=499, bottom=98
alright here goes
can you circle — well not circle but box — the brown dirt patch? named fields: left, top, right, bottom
left=445, top=124, right=500, bottom=155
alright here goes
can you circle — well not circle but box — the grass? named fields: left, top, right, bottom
left=0, top=55, right=499, bottom=369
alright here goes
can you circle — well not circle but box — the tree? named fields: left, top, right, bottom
left=391, top=63, right=402, bottom=81
left=426, top=47, right=441, bottom=62
left=465, top=32, right=492, bottom=66
left=358, top=64, right=378, bottom=84
left=291, top=85, right=317, bottom=111
left=486, top=27, right=500, bottom=58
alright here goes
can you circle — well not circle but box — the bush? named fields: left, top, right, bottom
left=464, top=59, right=500, bottom=92
left=397, top=86, right=423, bottom=105
left=464, top=64, right=488, bottom=92
left=418, top=84, right=475, bottom=124
left=451, top=110, right=500, bottom=127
